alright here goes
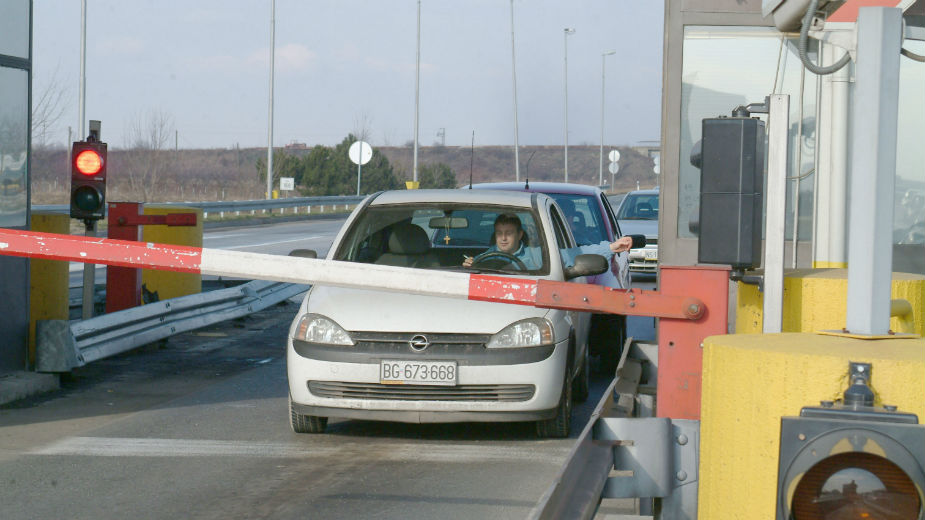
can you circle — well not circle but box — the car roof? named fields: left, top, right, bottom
left=469, top=181, right=605, bottom=197
left=621, top=188, right=660, bottom=196
left=369, top=188, right=543, bottom=208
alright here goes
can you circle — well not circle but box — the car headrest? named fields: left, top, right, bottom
left=388, top=223, right=431, bottom=255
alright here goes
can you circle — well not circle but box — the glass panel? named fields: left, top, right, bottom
left=0, top=0, right=30, bottom=59
left=679, top=26, right=818, bottom=241
left=895, top=40, right=925, bottom=274
left=0, top=67, right=28, bottom=228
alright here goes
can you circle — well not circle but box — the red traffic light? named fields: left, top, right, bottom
left=75, top=149, right=103, bottom=176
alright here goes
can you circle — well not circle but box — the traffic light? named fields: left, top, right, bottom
left=70, top=140, right=107, bottom=221
left=776, top=362, right=925, bottom=519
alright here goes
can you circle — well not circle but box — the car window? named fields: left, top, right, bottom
left=334, top=203, right=549, bottom=274
left=548, top=193, right=608, bottom=246
left=599, top=193, right=620, bottom=238
left=617, top=193, right=659, bottom=220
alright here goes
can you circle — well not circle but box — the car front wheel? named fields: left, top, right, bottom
left=536, top=370, right=572, bottom=438
left=289, top=395, right=328, bottom=434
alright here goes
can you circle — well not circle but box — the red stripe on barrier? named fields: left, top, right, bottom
left=0, top=229, right=203, bottom=273
left=467, top=274, right=538, bottom=306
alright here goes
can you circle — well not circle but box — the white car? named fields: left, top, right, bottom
left=287, top=189, right=607, bottom=437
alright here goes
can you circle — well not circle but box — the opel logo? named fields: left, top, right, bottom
left=409, top=335, right=431, bottom=352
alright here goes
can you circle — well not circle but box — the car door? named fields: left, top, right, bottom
left=547, top=201, right=592, bottom=373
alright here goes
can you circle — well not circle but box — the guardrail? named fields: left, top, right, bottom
left=36, top=279, right=309, bottom=372
left=33, top=194, right=365, bottom=218
left=528, top=339, right=698, bottom=519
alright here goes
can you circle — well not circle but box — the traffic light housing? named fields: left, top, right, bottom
left=776, top=362, right=925, bottom=519
left=70, top=140, right=107, bottom=221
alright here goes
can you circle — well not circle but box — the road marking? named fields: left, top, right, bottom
left=223, top=236, right=323, bottom=250
left=29, top=436, right=570, bottom=462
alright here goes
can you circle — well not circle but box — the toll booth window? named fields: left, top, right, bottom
left=679, top=26, right=818, bottom=242
left=895, top=39, right=925, bottom=275
left=0, top=67, right=28, bottom=228
left=0, top=0, right=30, bottom=59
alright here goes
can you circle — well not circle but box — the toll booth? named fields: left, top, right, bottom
left=0, top=1, right=33, bottom=374
left=654, top=1, right=925, bottom=518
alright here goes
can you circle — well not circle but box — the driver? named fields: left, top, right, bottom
left=462, top=213, right=633, bottom=272
left=463, top=213, right=541, bottom=270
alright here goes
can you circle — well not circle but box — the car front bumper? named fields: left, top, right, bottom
left=287, top=337, right=569, bottom=423
left=628, top=245, right=658, bottom=273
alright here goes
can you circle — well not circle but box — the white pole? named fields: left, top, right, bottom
left=763, top=95, right=791, bottom=334
left=563, top=28, right=574, bottom=182
left=599, top=50, right=615, bottom=187
left=266, top=0, right=276, bottom=200
left=510, top=0, right=520, bottom=181
left=78, top=0, right=87, bottom=140
left=412, top=0, right=421, bottom=184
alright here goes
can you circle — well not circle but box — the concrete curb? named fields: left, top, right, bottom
left=0, top=371, right=59, bottom=406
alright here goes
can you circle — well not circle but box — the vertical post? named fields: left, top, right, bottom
left=106, top=203, right=144, bottom=313
left=81, top=221, right=95, bottom=319
left=356, top=142, right=363, bottom=196
left=509, top=0, right=520, bottom=181
left=599, top=51, right=615, bottom=187
left=412, top=0, right=421, bottom=183
left=563, top=28, right=574, bottom=182
left=846, top=7, right=902, bottom=335
left=78, top=0, right=87, bottom=140
left=763, top=95, right=790, bottom=333
left=266, top=0, right=275, bottom=200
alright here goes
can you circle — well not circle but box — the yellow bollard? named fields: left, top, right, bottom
left=698, top=332, right=925, bottom=519
left=29, top=213, right=71, bottom=366
left=141, top=205, right=203, bottom=302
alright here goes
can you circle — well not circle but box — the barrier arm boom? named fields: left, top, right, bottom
left=0, top=228, right=703, bottom=320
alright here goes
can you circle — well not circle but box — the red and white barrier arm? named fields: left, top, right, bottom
left=0, top=228, right=703, bottom=319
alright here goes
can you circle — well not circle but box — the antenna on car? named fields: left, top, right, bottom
left=468, top=130, right=475, bottom=189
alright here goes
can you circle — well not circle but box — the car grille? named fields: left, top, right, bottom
left=308, top=381, right=535, bottom=402
left=348, top=331, right=491, bottom=349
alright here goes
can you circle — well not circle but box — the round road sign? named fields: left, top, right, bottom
left=608, top=149, right=620, bottom=163
left=608, top=162, right=620, bottom=175
left=349, top=141, right=373, bottom=165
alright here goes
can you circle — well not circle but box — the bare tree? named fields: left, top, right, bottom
left=352, top=111, right=374, bottom=143
left=31, top=68, right=70, bottom=149
left=122, top=109, right=175, bottom=202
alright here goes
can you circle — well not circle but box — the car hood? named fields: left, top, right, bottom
left=618, top=219, right=658, bottom=240
left=303, top=284, right=550, bottom=335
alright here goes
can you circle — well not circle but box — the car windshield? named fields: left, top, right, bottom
left=548, top=193, right=608, bottom=246
left=617, top=193, right=659, bottom=220
left=334, top=203, right=549, bottom=274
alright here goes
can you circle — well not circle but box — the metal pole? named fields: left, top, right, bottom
left=599, top=51, right=615, bottom=187
left=81, top=222, right=95, bottom=319
left=356, top=142, right=363, bottom=196
left=412, top=0, right=421, bottom=183
left=78, top=0, right=86, bottom=140
left=763, top=95, right=791, bottom=334
left=266, top=0, right=275, bottom=200
left=510, top=0, right=520, bottom=181
left=846, top=7, right=902, bottom=335
left=563, top=28, right=574, bottom=182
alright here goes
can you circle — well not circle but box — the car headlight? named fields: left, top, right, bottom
left=486, top=318, right=554, bottom=348
left=292, top=314, right=354, bottom=346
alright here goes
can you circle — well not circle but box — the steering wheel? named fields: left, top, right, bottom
left=471, top=251, right=529, bottom=271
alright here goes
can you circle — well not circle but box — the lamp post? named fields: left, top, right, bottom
left=599, top=50, right=616, bottom=187
left=510, top=0, right=521, bottom=181
left=563, top=28, right=575, bottom=182
left=412, top=0, right=421, bottom=184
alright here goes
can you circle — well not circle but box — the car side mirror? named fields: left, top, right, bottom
left=288, top=249, right=318, bottom=259
left=565, top=254, right=608, bottom=280
left=630, top=234, right=646, bottom=249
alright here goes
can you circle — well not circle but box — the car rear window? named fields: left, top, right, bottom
left=617, top=193, right=659, bottom=220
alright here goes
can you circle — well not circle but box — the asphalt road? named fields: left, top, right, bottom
left=18, top=217, right=655, bottom=519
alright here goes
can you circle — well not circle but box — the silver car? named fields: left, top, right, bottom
left=287, top=189, right=607, bottom=438
left=615, top=188, right=659, bottom=273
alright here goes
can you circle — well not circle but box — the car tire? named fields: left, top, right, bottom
left=572, top=349, right=589, bottom=403
left=536, top=369, right=572, bottom=439
left=289, top=395, right=327, bottom=434
left=594, top=314, right=626, bottom=377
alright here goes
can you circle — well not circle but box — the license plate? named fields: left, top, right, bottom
left=644, top=249, right=658, bottom=260
left=380, top=360, right=457, bottom=386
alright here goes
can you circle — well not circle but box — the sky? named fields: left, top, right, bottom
left=32, top=1, right=665, bottom=150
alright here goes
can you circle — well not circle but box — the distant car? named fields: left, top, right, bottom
left=468, top=181, right=637, bottom=374
left=615, top=188, right=659, bottom=274
left=287, top=189, right=608, bottom=437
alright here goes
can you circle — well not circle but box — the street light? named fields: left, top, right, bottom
left=563, top=28, right=575, bottom=183
left=599, top=49, right=616, bottom=188
left=510, top=0, right=521, bottom=181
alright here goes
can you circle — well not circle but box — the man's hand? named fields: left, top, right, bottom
left=462, top=255, right=474, bottom=267
left=610, top=236, right=633, bottom=254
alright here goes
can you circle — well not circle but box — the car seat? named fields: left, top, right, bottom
left=374, top=223, right=439, bottom=268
